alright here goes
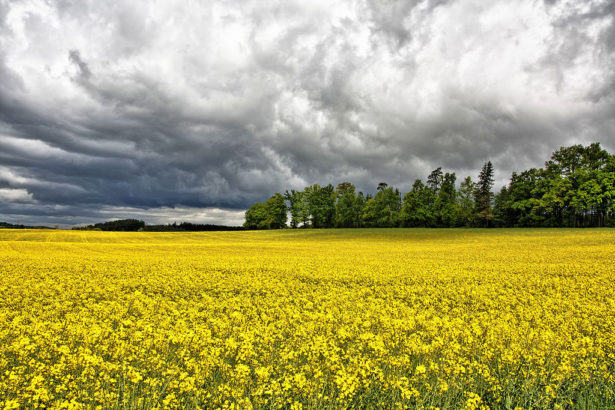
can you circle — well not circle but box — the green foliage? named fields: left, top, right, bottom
left=244, top=193, right=287, bottom=229
left=284, top=190, right=306, bottom=229
left=435, top=172, right=457, bottom=226
left=362, top=185, right=401, bottom=227
left=498, top=143, right=615, bottom=227
left=456, top=176, right=475, bottom=226
left=245, top=143, right=615, bottom=229
left=426, top=167, right=443, bottom=191
left=504, top=168, right=546, bottom=227
left=335, top=182, right=361, bottom=228
left=266, top=193, right=288, bottom=229
left=474, top=161, right=495, bottom=227
left=353, top=192, right=367, bottom=228
left=401, top=179, right=436, bottom=227
left=76, top=219, right=145, bottom=231
left=305, top=184, right=336, bottom=228
left=244, top=202, right=270, bottom=230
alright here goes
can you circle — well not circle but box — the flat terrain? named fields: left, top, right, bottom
left=1, top=229, right=614, bottom=408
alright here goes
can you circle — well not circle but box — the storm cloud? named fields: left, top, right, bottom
left=1, top=0, right=614, bottom=227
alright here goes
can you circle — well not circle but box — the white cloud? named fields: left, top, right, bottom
left=0, top=188, right=34, bottom=203
left=97, top=206, right=245, bottom=226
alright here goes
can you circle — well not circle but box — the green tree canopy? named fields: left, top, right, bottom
left=245, top=142, right=615, bottom=229
left=401, top=179, right=436, bottom=227
left=244, top=193, right=287, bottom=229
left=363, top=185, right=401, bottom=227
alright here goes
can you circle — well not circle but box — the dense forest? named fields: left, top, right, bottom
left=72, top=220, right=244, bottom=232
left=140, top=222, right=244, bottom=232
left=0, top=222, right=56, bottom=229
left=72, top=219, right=146, bottom=231
left=244, top=143, right=615, bottom=229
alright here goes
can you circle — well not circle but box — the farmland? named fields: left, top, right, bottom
left=1, top=229, right=614, bottom=409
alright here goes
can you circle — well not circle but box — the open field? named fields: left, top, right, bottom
left=1, top=229, right=614, bottom=409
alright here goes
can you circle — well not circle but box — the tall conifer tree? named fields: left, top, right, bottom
left=474, top=161, right=495, bottom=227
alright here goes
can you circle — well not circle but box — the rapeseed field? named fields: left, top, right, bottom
left=0, top=229, right=614, bottom=409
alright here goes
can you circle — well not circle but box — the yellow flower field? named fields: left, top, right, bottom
left=1, top=229, right=614, bottom=409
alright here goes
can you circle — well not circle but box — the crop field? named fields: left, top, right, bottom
left=0, top=229, right=614, bottom=409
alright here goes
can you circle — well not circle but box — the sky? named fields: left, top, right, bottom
left=1, top=0, right=614, bottom=227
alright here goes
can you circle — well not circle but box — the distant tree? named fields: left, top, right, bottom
left=353, top=192, right=366, bottom=228
left=285, top=189, right=308, bottom=228
left=426, top=167, right=444, bottom=192
left=83, top=219, right=145, bottom=231
left=361, top=197, right=376, bottom=226
left=544, top=145, right=587, bottom=226
left=336, top=182, right=356, bottom=196
left=2, top=222, right=55, bottom=230
left=493, top=186, right=512, bottom=227
left=435, top=172, right=457, bottom=227
left=142, top=222, right=244, bottom=232
left=244, top=193, right=287, bottom=229
left=401, top=179, right=436, bottom=227
left=474, top=161, right=495, bottom=227
left=266, top=193, right=287, bottom=229
left=545, top=143, right=609, bottom=180
left=544, top=143, right=614, bottom=227
left=244, top=202, right=269, bottom=229
left=335, top=182, right=358, bottom=228
left=305, top=184, right=336, bottom=228
left=244, top=142, right=615, bottom=229
left=456, top=176, right=475, bottom=226
left=506, top=168, right=548, bottom=227
left=594, top=155, right=615, bottom=226
left=363, top=184, right=401, bottom=227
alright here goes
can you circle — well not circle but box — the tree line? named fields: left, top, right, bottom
left=244, top=143, right=615, bottom=229
left=0, top=222, right=56, bottom=230
left=72, top=220, right=244, bottom=231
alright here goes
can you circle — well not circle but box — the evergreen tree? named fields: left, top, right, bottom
left=474, top=161, right=495, bottom=227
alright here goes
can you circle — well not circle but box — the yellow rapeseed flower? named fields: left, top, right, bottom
left=0, top=228, right=613, bottom=408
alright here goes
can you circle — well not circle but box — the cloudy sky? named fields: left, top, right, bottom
left=1, top=0, right=614, bottom=227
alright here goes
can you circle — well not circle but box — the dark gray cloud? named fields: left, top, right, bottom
left=68, top=50, right=91, bottom=79
left=0, top=0, right=614, bottom=227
